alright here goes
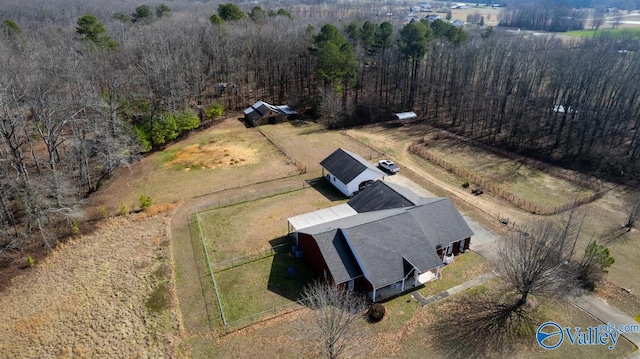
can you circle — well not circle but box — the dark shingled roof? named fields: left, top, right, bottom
left=406, top=198, right=474, bottom=248
left=349, top=180, right=416, bottom=212
left=348, top=180, right=442, bottom=213
left=311, top=230, right=363, bottom=284
left=243, top=101, right=274, bottom=122
left=342, top=211, right=445, bottom=288
left=319, top=148, right=384, bottom=184
left=302, top=197, right=474, bottom=289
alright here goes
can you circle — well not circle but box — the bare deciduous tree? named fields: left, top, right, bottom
left=301, top=280, right=366, bottom=359
left=498, top=217, right=581, bottom=307
left=611, top=10, right=624, bottom=29
left=591, top=8, right=606, bottom=30
left=431, top=283, right=542, bottom=358
left=625, top=195, right=640, bottom=231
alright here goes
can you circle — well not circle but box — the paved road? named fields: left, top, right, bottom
left=568, top=294, right=640, bottom=357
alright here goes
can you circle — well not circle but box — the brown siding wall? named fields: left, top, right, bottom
left=463, top=237, right=471, bottom=251
left=437, top=237, right=471, bottom=258
left=355, top=276, right=372, bottom=294
left=298, top=233, right=331, bottom=280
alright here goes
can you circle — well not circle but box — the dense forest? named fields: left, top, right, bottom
left=1, top=0, right=639, bottom=259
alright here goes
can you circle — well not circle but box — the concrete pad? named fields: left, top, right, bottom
left=463, top=215, right=499, bottom=247
left=383, top=174, right=434, bottom=197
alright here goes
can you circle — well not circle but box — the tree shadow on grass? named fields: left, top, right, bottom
left=429, top=287, right=542, bottom=359
left=306, top=176, right=348, bottom=202
left=600, top=224, right=634, bottom=245
left=267, top=238, right=319, bottom=301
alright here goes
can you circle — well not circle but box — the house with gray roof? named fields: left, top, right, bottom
left=319, top=148, right=386, bottom=197
left=243, top=100, right=296, bottom=126
left=289, top=181, right=473, bottom=302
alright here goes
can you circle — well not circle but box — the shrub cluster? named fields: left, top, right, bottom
left=367, top=303, right=386, bottom=322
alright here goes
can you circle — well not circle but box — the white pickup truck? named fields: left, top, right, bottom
left=378, top=159, right=399, bottom=174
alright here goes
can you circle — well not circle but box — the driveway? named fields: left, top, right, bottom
left=384, top=173, right=434, bottom=197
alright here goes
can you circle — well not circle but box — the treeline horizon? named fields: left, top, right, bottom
left=0, top=1, right=638, bottom=255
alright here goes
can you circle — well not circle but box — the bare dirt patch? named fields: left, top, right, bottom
left=0, top=214, right=180, bottom=358
left=166, top=141, right=257, bottom=170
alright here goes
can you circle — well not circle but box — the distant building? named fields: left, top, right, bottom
left=243, top=100, right=297, bottom=126
left=426, top=14, right=441, bottom=23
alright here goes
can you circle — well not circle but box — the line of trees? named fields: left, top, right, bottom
left=499, top=4, right=587, bottom=31
left=1, top=2, right=638, bottom=258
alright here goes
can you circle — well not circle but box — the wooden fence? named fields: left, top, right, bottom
left=409, top=139, right=604, bottom=215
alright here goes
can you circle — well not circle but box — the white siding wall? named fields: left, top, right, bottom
left=328, top=173, right=350, bottom=197
left=346, top=169, right=385, bottom=196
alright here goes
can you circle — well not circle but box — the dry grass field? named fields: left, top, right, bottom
left=0, top=214, right=179, bottom=358
left=422, top=133, right=596, bottom=208
left=258, top=120, right=383, bottom=171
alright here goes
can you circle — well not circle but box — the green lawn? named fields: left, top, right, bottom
left=418, top=251, right=493, bottom=298
left=215, top=253, right=317, bottom=325
left=197, top=188, right=346, bottom=262
left=195, top=187, right=347, bottom=329
left=379, top=279, right=637, bottom=358
left=566, top=28, right=640, bottom=40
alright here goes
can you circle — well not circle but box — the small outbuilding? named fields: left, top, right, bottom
left=394, top=112, right=417, bottom=121
left=243, top=100, right=297, bottom=126
left=319, top=148, right=386, bottom=197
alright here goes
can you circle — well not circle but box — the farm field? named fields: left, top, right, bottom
left=566, top=28, right=640, bottom=39
left=0, top=214, right=179, bottom=358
